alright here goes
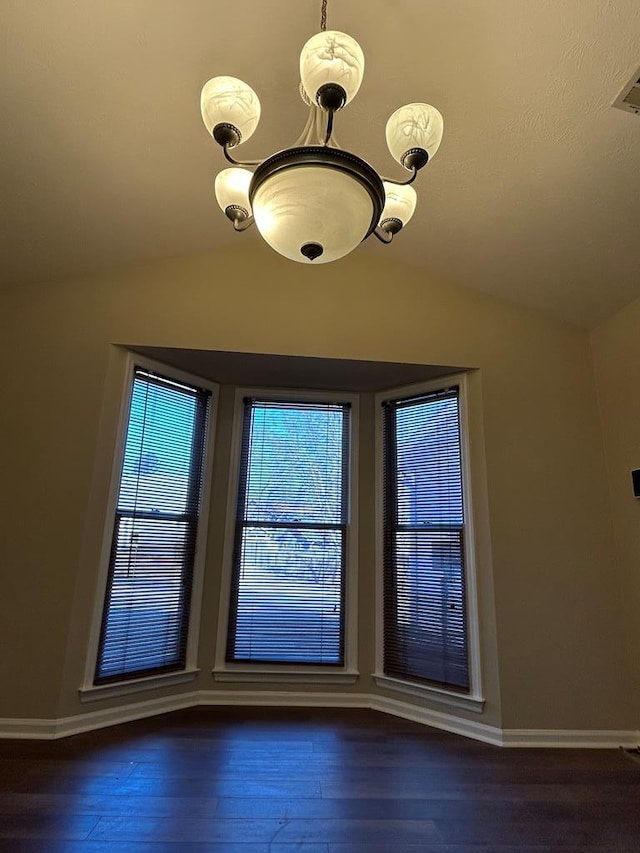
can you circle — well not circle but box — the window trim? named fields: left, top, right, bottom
left=373, top=372, right=484, bottom=710
left=213, top=387, right=359, bottom=683
left=80, top=352, right=218, bottom=702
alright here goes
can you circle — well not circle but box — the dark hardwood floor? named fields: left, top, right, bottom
left=0, top=706, right=638, bottom=851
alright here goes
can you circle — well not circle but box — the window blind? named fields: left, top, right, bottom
left=382, top=387, right=470, bottom=691
left=226, top=398, right=350, bottom=666
left=95, top=367, right=210, bottom=684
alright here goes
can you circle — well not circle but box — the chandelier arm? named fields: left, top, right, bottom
left=233, top=215, right=255, bottom=232
left=380, top=167, right=419, bottom=187
left=323, top=109, right=336, bottom=145
left=223, top=145, right=263, bottom=167
left=373, top=227, right=394, bottom=245
left=313, top=108, right=324, bottom=144
left=314, top=107, right=339, bottom=147
left=327, top=119, right=341, bottom=148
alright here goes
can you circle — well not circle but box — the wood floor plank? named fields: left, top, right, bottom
left=432, top=816, right=640, bottom=846
left=86, top=815, right=441, bottom=845
left=10, top=773, right=322, bottom=799
left=327, top=846, right=639, bottom=853
left=319, top=777, right=640, bottom=800
left=0, top=792, right=219, bottom=818
left=0, top=758, right=136, bottom=779
left=0, top=814, right=99, bottom=840
left=214, top=795, right=640, bottom=822
left=1, top=845, right=635, bottom=853
left=0, top=843, right=329, bottom=853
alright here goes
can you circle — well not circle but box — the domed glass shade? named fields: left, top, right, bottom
left=380, top=182, right=417, bottom=228
left=300, top=31, right=365, bottom=108
left=214, top=168, right=253, bottom=216
left=386, top=103, right=444, bottom=168
left=200, top=76, right=261, bottom=145
left=250, top=149, right=384, bottom=264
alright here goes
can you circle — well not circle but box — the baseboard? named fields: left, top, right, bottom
left=1, top=690, right=637, bottom=748
left=0, top=717, right=61, bottom=740
left=371, top=694, right=504, bottom=746
left=501, top=728, right=640, bottom=749
left=0, top=691, right=199, bottom=740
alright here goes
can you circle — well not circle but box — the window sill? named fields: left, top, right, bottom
left=79, top=668, right=200, bottom=703
left=213, top=667, right=359, bottom=684
left=374, top=674, right=484, bottom=714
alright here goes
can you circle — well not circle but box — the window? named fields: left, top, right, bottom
left=224, top=397, right=353, bottom=668
left=93, top=365, right=212, bottom=685
left=380, top=380, right=474, bottom=694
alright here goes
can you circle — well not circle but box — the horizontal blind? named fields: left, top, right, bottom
left=383, top=387, right=469, bottom=691
left=95, top=368, right=210, bottom=684
left=226, top=399, right=350, bottom=665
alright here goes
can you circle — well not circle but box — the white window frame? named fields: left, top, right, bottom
left=80, top=352, right=218, bottom=703
left=373, top=372, right=484, bottom=713
left=213, top=387, right=359, bottom=683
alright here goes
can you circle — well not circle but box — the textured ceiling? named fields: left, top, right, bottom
left=1, top=0, right=639, bottom=327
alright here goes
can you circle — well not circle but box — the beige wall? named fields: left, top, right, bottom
left=0, top=244, right=631, bottom=731
left=591, top=296, right=640, bottom=726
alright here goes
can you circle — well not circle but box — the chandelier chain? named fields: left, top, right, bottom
left=320, top=0, right=327, bottom=31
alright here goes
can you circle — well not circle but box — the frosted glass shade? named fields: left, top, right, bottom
left=252, top=164, right=377, bottom=264
left=380, top=183, right=417, bottom=228
left=214, top=168, right=253, bottom=215
left=300, top=30, right=365, bottom=107
left=200, top=76, right=261, bottom=144
left=386, top=103, right=444, bottom=168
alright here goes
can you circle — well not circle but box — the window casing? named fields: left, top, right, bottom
left=85, top=358, right=215, bottom=693
left=215, top=390, right=358, bottom=680
left=376, top=374, right=482, bottom=707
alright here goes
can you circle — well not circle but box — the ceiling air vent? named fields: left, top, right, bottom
left=613, top=66, right=640, bottom=115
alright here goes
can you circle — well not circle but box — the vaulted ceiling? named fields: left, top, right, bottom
left=2, top=0, right=639, bottom=327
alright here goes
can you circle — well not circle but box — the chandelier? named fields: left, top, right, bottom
left=200, top=0, right=444, bottom=264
